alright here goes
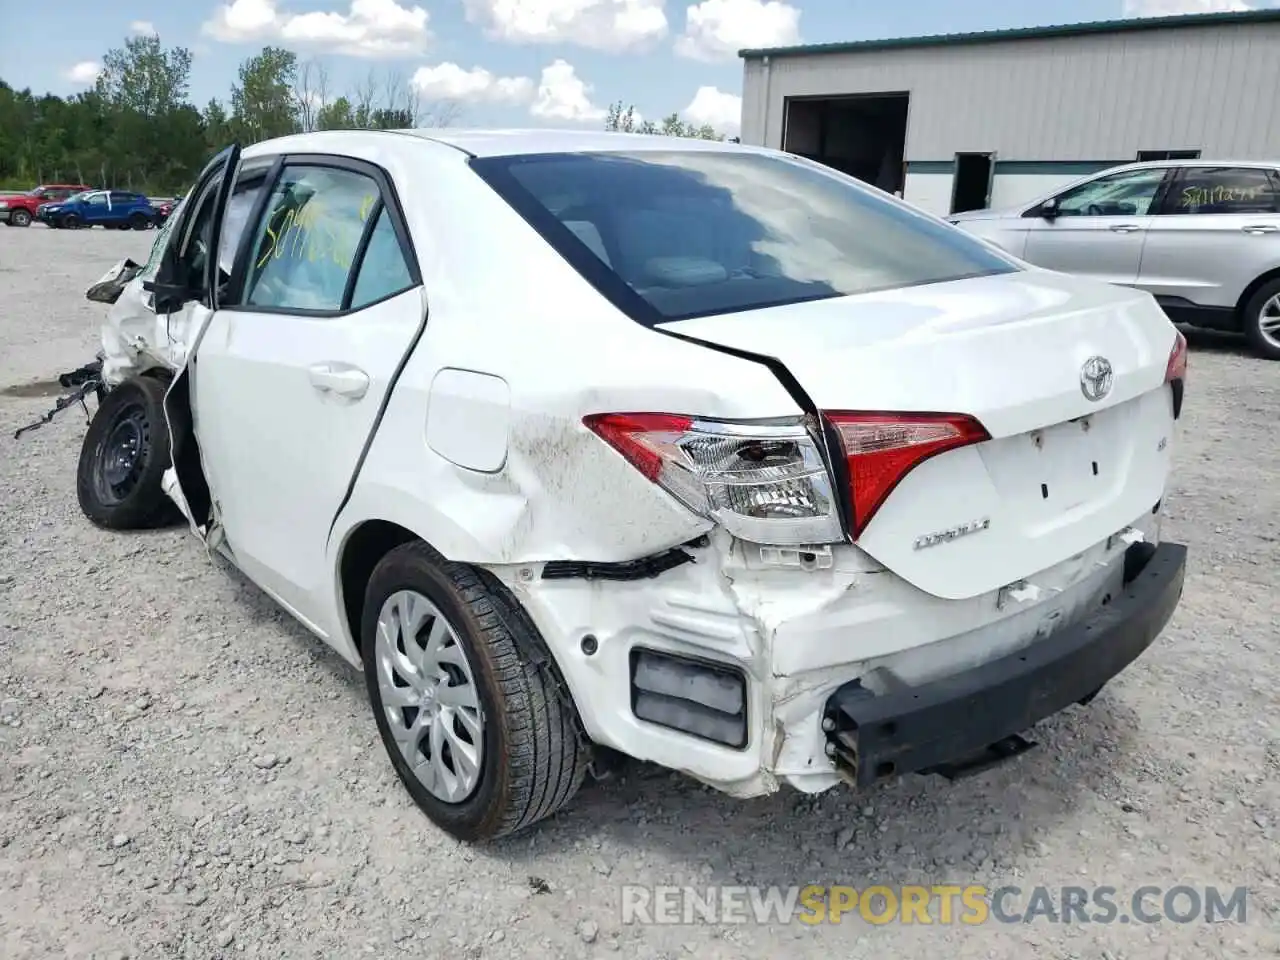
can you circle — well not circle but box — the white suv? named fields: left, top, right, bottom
left=949, top=160, right=1280, bottom=360
left=76, top=130, right=1188, bottom=841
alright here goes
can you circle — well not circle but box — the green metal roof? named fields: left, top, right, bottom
left=739, top=9, right=1280, bottom=59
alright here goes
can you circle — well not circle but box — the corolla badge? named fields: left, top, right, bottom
left=1080, top=356, right=1114, bottom=402
left=913, top=517, right=991, bottom=551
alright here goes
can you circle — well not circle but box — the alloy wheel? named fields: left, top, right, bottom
left=374, top=590, right=484, bottom=804
left=1258, top=294, right=1280, bottom=352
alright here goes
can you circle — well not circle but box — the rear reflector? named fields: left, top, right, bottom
left=825, top=412, right=991, bottom=540
left=630, top=649, right=748, bottom=749
left=1164, top=328, right=1188, bottom=384
left=1164, top=329, right=1187, bottom=420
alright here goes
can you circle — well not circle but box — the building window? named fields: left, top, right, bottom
left=1137, top=150, right=1201, bottom=161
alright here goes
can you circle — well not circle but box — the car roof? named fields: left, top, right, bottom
left=397, top=128, right=754, bottom=158
left=1101, top=159, right=1280, bottom=174
left=242, top=127, right=757, bottom=161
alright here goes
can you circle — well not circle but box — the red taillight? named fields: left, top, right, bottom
left=582, top=412, right=692, bottom=481
left=825, top=412, right=991, bottom=540
left=583, top=412, right=844, bottom=546
left=1164, top=328, right=1188, bottom=383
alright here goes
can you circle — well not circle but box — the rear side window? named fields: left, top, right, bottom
left=238, top=164, right=415, bottom=313
left=471, top=150, right=1015, bottom=324
left=1166, top=167, right=1280, bottom=215
left=349, top=207, right=414, bottom=309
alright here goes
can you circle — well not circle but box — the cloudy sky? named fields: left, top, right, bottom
left=8, top=0, right=1276, bottom=137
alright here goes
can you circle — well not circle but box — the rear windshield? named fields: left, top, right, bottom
left=471, top=150, right=1016, bottom=324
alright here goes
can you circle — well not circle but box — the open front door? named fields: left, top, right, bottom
left=146, top=143, right=242, bottom=541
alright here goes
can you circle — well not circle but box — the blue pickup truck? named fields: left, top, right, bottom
left=37, top=190, right=158, bottom=230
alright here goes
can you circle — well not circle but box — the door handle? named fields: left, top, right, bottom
left=307, top=362, right=370, bottom=399
left=1241, top=224, right=1279, bottom=235
left=1109, top=224, right=1141, bottom=233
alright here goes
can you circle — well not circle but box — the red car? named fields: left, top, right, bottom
left=0, top=184, right=93, bottom=227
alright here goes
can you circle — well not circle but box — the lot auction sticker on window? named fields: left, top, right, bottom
left=618, top=884, right=1250, bottom=926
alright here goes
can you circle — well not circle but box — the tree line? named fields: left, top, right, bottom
left=0, top=35, right=460, bottom=193
left=0, top=34, right=726, bottom=194
left=603, top=102, right=726, bottom=141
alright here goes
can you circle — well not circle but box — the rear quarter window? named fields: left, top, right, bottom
left=471, top=150, right=1016, bottom=324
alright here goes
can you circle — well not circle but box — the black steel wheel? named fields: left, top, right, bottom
left=77, top=375, right=182, bottom=530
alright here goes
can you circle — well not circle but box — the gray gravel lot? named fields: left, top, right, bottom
left=1, top=225, right=1279, bottom=959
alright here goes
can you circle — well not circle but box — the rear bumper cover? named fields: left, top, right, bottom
left=824, top=541, right=1187, bottom=787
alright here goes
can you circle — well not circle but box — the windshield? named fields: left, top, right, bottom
left=471, top=150, right=1016, bottom=324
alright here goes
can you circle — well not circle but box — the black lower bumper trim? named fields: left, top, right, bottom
left=824, top=541, right=1187, bottom=787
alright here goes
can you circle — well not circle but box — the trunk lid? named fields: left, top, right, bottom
left=659, top=269, right=1178, bottom=600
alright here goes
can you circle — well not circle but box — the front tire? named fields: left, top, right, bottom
left=10, top=209, right=31, bottom=227
left=128, top=212, right=149, bottom=230
left=76, top=375, right=181, bottom=530
left=1243, top=278, right=1280, bottom=361
left=62, top=213, right=82, bottom=229
left=362, top=542, right=588, bottom=842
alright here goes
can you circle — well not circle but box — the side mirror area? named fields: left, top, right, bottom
left=142, top=246, right=192, bottom=315
left=1039, top=198, right=1060, bottom=220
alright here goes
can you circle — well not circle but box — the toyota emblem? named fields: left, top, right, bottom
left=1080, top=356, right=1114, bottom=402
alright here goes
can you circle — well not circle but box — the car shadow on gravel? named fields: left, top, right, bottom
left=1178, top=325, right=1256, bottom=358
left=210, top=553, right=366, bottom=696
left=489, top=695, right=1142, bottom=887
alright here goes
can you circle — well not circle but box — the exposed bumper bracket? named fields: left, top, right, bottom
left=823, top=540, right=1187, bottom=788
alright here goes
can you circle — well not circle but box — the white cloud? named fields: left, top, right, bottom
left=530, top=59, right=607, bottom=123
left=683, top=85, right=742, bottom=133
left=464, top=0, right=668, bottom=52
left=410, top=63, right=535, bottom=103
left=675, top=0, right=800, bottom=61
left=203, top=0, right=430, bottom=58
left=130, top=20, right=158, bottom=35
left=1122, top=0, right=1257, bottom=13
left=65, top=61, right=103, bottom=85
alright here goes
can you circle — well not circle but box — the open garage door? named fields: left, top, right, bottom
left=782, top=93, right=909, bottom=195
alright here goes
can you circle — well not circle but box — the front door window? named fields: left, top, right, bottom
left=1052, top=168, right=1168, bottom=218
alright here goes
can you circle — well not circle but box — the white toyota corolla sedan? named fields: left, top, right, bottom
left=75, top=129, right=1189, bottom=842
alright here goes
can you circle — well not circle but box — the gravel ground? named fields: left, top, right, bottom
left=2, top=225, right=1279, bottom=960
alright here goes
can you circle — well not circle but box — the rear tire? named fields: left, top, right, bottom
left=10, top=209, right=31, bottom=227
left=1243, top=278, right=1280, bottom=361
left=76, top=375, right=182, bottom=530
left=362, top=542, right=588, bottom=842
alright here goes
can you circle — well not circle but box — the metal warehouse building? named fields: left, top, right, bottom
left=738, top=9, right=1280, bottom=217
